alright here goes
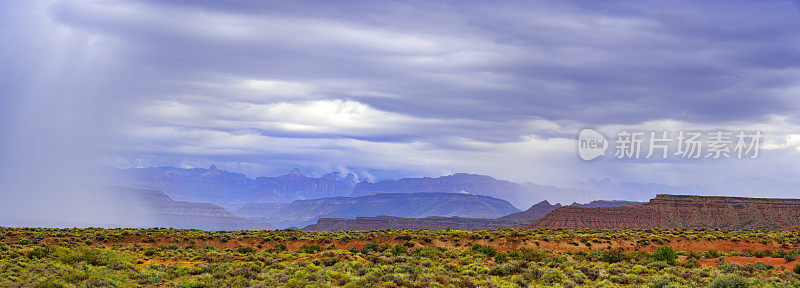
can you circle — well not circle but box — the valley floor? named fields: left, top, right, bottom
left=2, top=227, right=800, bottom=287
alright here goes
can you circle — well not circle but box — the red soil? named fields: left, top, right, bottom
left=9, top=234, right=797, bottom=254
left=697, top=256, right=800, bottom=269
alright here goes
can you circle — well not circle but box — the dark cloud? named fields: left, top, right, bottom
left=2, top=0, right=800, bottom=183
left=51, top=0, right=799, bottom=124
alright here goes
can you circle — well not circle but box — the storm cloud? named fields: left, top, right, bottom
left=2, top=0, right=800, bottom=187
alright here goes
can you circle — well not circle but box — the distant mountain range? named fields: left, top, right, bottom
left=234, top=192, right=520, bottom=228
left=110, top=165, right=800, bottom=231
left=529, top=194, right=800, bottom=229
left=353, top=173, right=592, bottom=209
left=114, top=166, right=594, bottom=209
left=115, top=166, right=358, bottom=209
left=121, top=166, right=795, bottom=211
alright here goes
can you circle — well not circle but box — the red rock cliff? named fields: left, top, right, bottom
left=526, top=194, right=800, bottom=229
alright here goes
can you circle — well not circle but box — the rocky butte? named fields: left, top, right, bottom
left=528, top=194, right=800, bottom=229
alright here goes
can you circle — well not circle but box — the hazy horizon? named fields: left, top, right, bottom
left=3, top=0, right=800, bottom=226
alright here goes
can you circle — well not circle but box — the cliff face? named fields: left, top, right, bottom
left=528, top=194, right=800, bottom=229
left=252, top=170, right=357, bottom=203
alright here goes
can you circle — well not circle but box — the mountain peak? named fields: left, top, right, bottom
left=498, top=199, right=562, bottom=222
left=533, top=200, right=552, bottom=206
left=287, top=168, right=303, bottom=177
left=208, top=165, right=219, bottom=171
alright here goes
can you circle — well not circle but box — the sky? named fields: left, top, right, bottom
left=2, top=0, right=800, bottom=190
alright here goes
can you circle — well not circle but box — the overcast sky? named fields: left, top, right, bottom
left=2, top=0, right=800, bottom=187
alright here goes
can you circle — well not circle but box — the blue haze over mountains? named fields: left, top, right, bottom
left=237, top=193, right=520, bottom=229
left=114, top=166, right=800, bottom=213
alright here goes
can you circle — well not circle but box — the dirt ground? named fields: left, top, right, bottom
left=14, top=234, right=799, bottom=254
left=697, top=256, right=799, bottom=269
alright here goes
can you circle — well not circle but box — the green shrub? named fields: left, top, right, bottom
left=542, top=270, right=564, bottom=284
left=172, top=281, right=208, bottom=288
left=299, top=244, right=322, bottom=254
left=364, top=242, right=379, bottom=251
left=752, top=249, right=771, bottom=258
left=653, top=245, right=676, bottom=265
left=4, top=227, right=800, bottom=288
left=651, top=276, right=670, bottom=288
left=646, top=261, right=671, bottom=270
left=600, top=249, right=625, bottom=263
left=683, top=259, right=700, bottom=268
left=577, top=265, right=599, bottom=280
left=27, top=247, right=51, bottom=259
left=489, top=260, right=527, bottom=276
left=495, top=253, right=508, bottom=264
left=56, top=246, right=118, bottom=266
left=753, top=261, right=772, bottom=271
left=390, top=244, right=408, bottom=255
left=719, top=262, right=739, bottom=273
left=471, top=244, right=497, bottom=257
left=107, top=260, right=134, bottom=271
left=236, top=246, right=256, bottom=254
left=709, top=275, right=749, bottom=288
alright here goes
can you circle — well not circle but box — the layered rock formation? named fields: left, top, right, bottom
left=236, top=192, right=520, bottom=228
left=303, top=216, right=517, bottom=231
left=252, top=169, right=357, bottom=203
left=528, top=194, right=800, bottom=229
left=300, top=199, right=560, bottom=231
left=299, top=197, right=652, bottom=231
